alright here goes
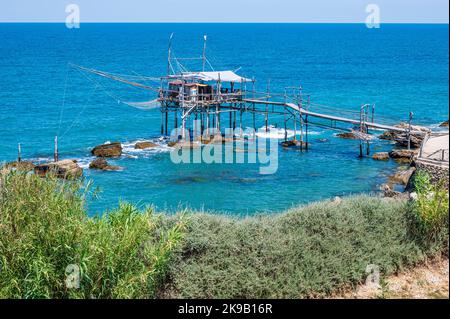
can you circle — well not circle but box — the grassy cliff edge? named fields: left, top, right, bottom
left=0, top=171, right=448, bottom=298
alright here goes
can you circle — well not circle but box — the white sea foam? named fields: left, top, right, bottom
left=75, top=156, right=96, bottom=169
left=237, top=126, right=322, bottom=139
left=121, top=137, right=173, bottom=158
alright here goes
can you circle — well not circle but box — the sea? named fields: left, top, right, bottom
left=0, top=23, right=448, bottom=215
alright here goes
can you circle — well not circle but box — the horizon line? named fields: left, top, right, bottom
left=0, top=21, right=449, bottom=24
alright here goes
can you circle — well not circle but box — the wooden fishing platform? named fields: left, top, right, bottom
left=70, top=34, right=425, bottom=157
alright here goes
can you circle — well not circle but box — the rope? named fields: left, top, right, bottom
left=57, top=65, right=70, bottom=136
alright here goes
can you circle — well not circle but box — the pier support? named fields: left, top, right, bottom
left=17, top=143, right=21, bottom=162
left=165, top=110, right=168, bottom=136
left=300, top=110, right=304, bottom=150
left=305, top=114, right=309, bottom=150
left=54, top=136, right=59, bottom=162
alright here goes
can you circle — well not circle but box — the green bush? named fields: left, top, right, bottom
left=160, top=197, right=438, bottom=298
left=410, top=170, right=449, bottom=248
left=0, top=172, right=186, bottom=298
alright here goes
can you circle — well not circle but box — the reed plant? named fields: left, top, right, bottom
left=410, top=170, right=449, bottom=250
left=0, top=171, right=186, bottom=298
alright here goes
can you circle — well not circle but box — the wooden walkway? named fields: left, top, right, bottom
left=243, top=99, right=425, bottom=135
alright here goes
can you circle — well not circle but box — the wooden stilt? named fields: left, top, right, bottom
left=239, top=108, right=243, bottom=136
left=54, top=136, right=59, bottom=162
left=160, top=111, right=164, bottom=135
left=200, top=112, right=204, bottom=135
left=293, top=113, right=297, bottom=141
left=18, top=143, right=21, bottom=162
left=206, top=109, right=210, bottom=138
left=165, top=109, right=168, bottom=136
left=305, top=114, right=309, bottom=150
left=300, top=111, right=304, bottom=151
left=265, top=112, right=268, bottom=132
left=174, top=110, right=178, bottom=138
left=233, top=107, right=236, bottom=130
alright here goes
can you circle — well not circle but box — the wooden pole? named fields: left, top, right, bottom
left=165, top=108, right=168, bottom=136
left=54, top=136, right=59, bottom=162
left=359, top=105, right=363, bottom=158
left=293, top=113, right=297, bottom=141
left=167, top=33, right=174, bottom=76
left=239, top=109, right=243, bottom=137
left=305, top=114, right=309, bottom=150
left=17, top=143, right=21, bottom=162
left=202, top=35, right=207, bottom=72
left=265, top=111, right=268, bottom=132
left=161, top=110, right=164, bottom=135
left=252, top=79, right=256, bottom=139
left=300, top=111, right=304, bottom=150
left=174, top=110, right=178, bottom=138
left=407, top=112, right=413, bottom=150
left=206, top=108, right=210, bottom=138
left=233, top=106, right=236, bottom=130
left=200, top=112, right=204, bottom=136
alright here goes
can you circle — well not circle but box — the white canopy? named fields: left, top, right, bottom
left=181, top=71, right=252, bottom=83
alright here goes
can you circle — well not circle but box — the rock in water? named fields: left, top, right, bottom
left=379, top=131, right=398, bottom=141
left=89, top=158, right=108, bottom=169
left=91, top=142, right=122, bottom=157
left=372, top=152, right=390, bottom=161
left=34, top=159, right=83, bottom=179
left=395, top=122, right=431, bottom=134
left=439, top=120, right=449, bottom=128
left=89, top=158, right=122, bottom=171
left=389, top=167, right=416, bottom=186
left=134, top=141, right=158, bottom=149
left=336, top=132, right=358, bottom=139
left=281, top=140, right=308, bottom=148
left=389, top=149, right=418, bottom=160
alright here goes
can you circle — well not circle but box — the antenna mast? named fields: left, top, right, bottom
left=167, top=33, right=174, bottom=76
left=202, top=35, right=207, bottom=72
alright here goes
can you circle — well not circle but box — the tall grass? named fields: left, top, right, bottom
left=0, top=172, right=186, bottom=298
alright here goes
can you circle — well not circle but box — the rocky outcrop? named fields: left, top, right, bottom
left=389, top=149, right=418, bottom=161
left=2, top=161, right=35, bottom=172
left=89, top=158, right=121, bottom=171
left=394, top=134, right=423, bottom=149
left=380, top=184, right=401, bottom=198
left=281, top=140, right=308, bottom=148
left=379, top=131, right=398, bottom=141
left=372, top=152, right=390, bottom=161
left=34, top=159, right=83, bottom=179
left=134, top=141, right=158, bottom=150
left=168, top=140, right=201, bottom=149
left=91, top=142, right=122, bottom=157
left=389, top=167, right=416, bottom=186
left=379, top=123, right=430, bottom=149
left=336, top=132, right=358, bottom=140
left=439, top=120, right=449, bottom=128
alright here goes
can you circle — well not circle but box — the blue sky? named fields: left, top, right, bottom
left=0, top=0, right=448, bottom=23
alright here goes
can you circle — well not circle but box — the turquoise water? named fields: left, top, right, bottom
left=0, top=23, right=448, bottom=215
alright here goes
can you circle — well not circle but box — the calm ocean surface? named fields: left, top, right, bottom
left=0, top=23, right=448, bottom=215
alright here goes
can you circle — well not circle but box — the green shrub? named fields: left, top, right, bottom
left=410, top=170, right=449, bottom=248
left=160, top=196, right=438, bottom=298
left=0, top=172, right=186, bottom=298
